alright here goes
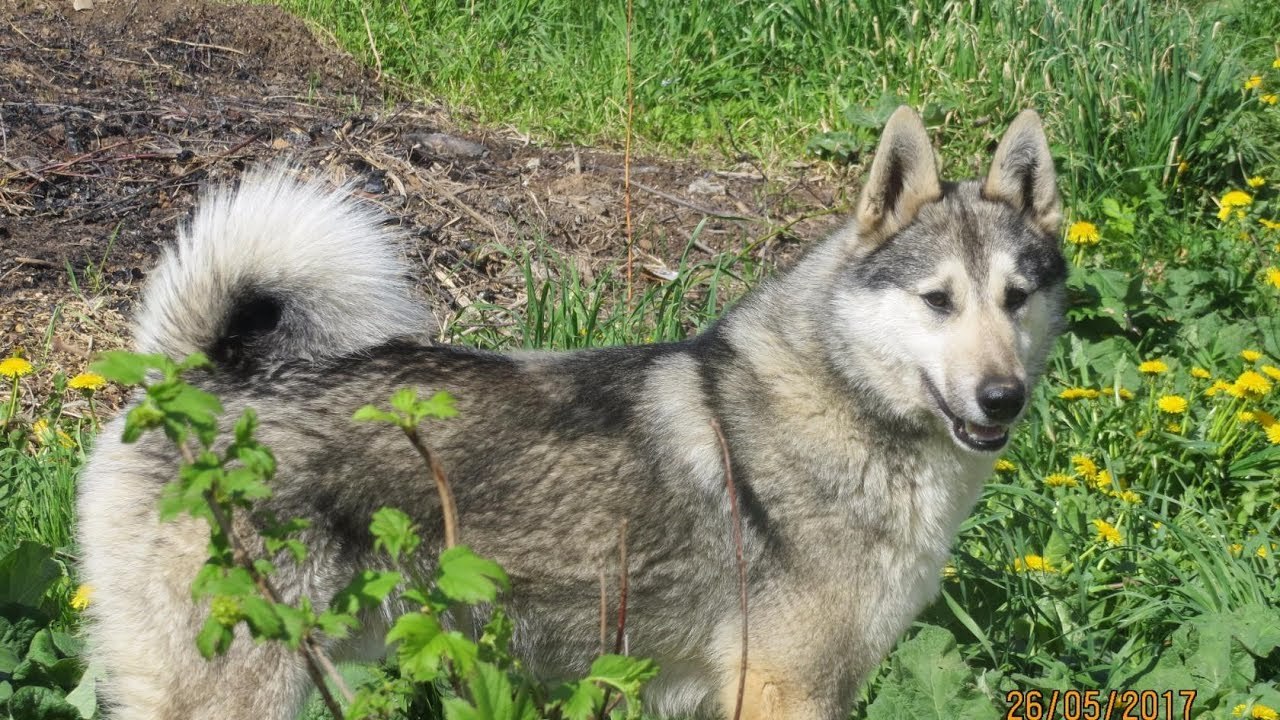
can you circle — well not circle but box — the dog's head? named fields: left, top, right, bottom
left=826, top=107, right=1067, bottom=453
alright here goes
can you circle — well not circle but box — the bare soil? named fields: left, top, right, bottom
left=1, top=0, right=847, bottom=416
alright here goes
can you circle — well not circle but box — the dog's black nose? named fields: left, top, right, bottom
left=977, top=378, right=1025, bottom=422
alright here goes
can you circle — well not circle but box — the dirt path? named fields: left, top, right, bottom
left=1, top=0, right=847, bottom=412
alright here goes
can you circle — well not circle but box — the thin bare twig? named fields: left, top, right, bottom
left=613, top=519, right=629, bottom=654
left=625, top=178, right=765, bottom=223
left=598, top=568, right=608, bottom=657
left=596, top=520, right=630, bottom=720
left=710, top=419, right=748, bottom=720
left=403, top=427, right=460, bottom=548
left=359, top=5, right=383, bottom=81
left=623, top=0, right=635, bottom=305
left=163, top=37, right=247, bottom=55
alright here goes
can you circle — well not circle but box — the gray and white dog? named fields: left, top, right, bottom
left=79, top=107, right=1066, bottom=719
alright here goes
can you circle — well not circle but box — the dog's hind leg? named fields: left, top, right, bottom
left=80, top=453, right=317, bottom=720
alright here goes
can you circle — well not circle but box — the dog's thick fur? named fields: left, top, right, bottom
left=79, top=108, right=1067, bottom=719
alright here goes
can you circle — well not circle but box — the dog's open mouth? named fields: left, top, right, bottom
left=922, top=375, right=1010, bottom=453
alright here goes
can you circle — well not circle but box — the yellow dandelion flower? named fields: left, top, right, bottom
left=70, top=584, right=93, bottom=611
left=1138, top=359, right=1169, bottom=374
left=1206, top=379, right=1234, bottom=397
left=1191, top=367, right=1212, bottom=379
left=1165, top=421, right=1183, bottom=433
left=1157, top=395, right=1188, bottom=414
left=0, top=357, right=34, bottom=378
left=994, top=459, right=1017, bottom=473
left=1092, top=519, right=1122, bottom=546
left=1259, top=546, right=1270, bottom=559
left=1059, top=387, right=1100, bottom=400
left=1152, top=521, right=1163, bottom=530
left=1247, top=176, right=1267, bottom=189
left=1275, top=58, right=1280, bottom=69
left=1264, top=94, right=1280, bottom=105
left=1044, top=473, right=1078, bottom=488
left=1116, top=388, right=1135, bottom=400
left=1240, top=410, right=1258, bottom=423
left=1254, top=410, right=1278, bottom=427
left=1233, top=702, right=1274, bottom=717
left=1177, top=160, right=1189, bottom=175
left=1235, top=370, right=1273, bottom=398
left=1263, top=365, right=1280, bottom=381
left=1242, top=349, right=1263, bottom=362
left=942, top=563, right=959, bottom=580
left=1229, top=543, right=1244, bottom=557
left=1012, top=554, right=1056, bottom=574
left=1093, top=469, right=1113, bottom=491
left=1071, top=455, right=1098, bottom=480
left=1218, top=190, right=1254, bottom=221
left=1267, top=268, right=1280, bottom=290
left=31, top=418, right=52, bottom=444
left=1067, top=221, right=1101, bottom=246
left=1267, top=424, right=1280, bottom=445
left=68, top=372, right=107, bottom=391
left=1262, top=219, right=1280, bottom=231
left=1245, top=75, right=1263, bottom=90
left=1115, top=489, right=1141, bottom=504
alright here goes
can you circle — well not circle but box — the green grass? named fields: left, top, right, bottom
left=272, top=0, right=1277, bottom=199
left=6, top=0, right=1280, bottom=716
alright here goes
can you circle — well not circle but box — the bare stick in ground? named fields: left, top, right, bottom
left=613, top=519, right=630, bottom=655
left=403, top=426, right=460, bottom=549
left=596, top=519, right=631, bottom=720
left=710, top=419, right=748, bottom=720
left=623, top=0, right=635, bottom=305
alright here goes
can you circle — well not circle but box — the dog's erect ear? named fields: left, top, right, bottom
left=855, top=106, right=942, bottom=247
left=982, top=110, right=1061, bottom=236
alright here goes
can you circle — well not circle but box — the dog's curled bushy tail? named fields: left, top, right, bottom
left=134, top=167, right=434, bottom=370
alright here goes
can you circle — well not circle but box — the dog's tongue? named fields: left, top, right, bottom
left=964, top=420, right=1005, bottom=441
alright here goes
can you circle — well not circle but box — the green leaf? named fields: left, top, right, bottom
left=352, top=405, right=399, bottom=424
left=195, top=616, right=233, bottom=659
left=1222, top=604, right=1280, bottom=657
left=370, top=508, right=420, bottom=562
left=387, top=612, right=479, bottom=682
left=122, top=402, right=165, bottom=443
left=239, top=596, right=284, bottom=640
left=390, top=388, right=419, bottom=415
left=0, top=644, right=19, bottom=674
left=89, top=351, right=166, bottom=385
left=6, top=685, right=81, bottom=720
left=442, top=662, right=538, bottom=720
left=549, top=680, right=606, bottom=720
left=0, top=541, right=62, bottom=607
left=164, top=383, right=224, bottom=446
left=386, top=613, right=445, bottom=682
left=478, top=608, right=514, bottom=664
left=62, top=660, right=102, bottom=719
left=176, top=352, right=212, bottom=372
left=435, top=546, right=509, bottom=604
left=417, top=391, right=458, bottom=420
left=583, top=654, right=659, bottom=698
left=331, top=570, right=403, bottom=615
left=274, top=603, right=309, bottom=650
left=314, top=611, right=359, bottom=640
left=865, top=625, right=997, bottom=720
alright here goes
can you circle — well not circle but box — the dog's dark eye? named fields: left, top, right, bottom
left=922, top=291, right=952, bottom=312
left=1005, top=288, right=1029, bottom=311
